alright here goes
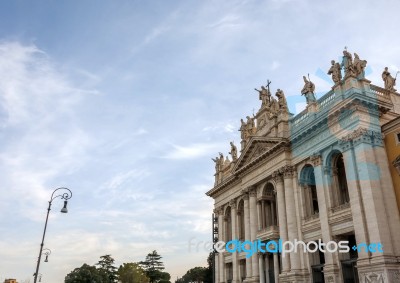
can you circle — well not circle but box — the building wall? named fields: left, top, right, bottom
left=382, top=117, right=400, bottom=213
left=207, top=71, right=400, bottom=283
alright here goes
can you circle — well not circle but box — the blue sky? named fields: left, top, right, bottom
left=0, top=0, right=399, bottom=282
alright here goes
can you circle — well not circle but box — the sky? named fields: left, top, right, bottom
left=0, top=0, right=399, bottom=282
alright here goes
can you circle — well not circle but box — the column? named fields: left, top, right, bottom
left=282, top=166, right=300, bottom=271
left=273, top=253, right=279, bottom=283
left=352, top=135, right=394, bottom=251
left=258, top=253, right=265, bottom=283
left=243, top=193, right=252, bottom=279
left=249, top=188, right=259, bottom=279
left=257, top=201, right=262, bottom=230
left=231, top=200, right=239, bottom=283
left=273, top=171, right=290, bottom=272
left=312, top=154, right=340, bottom=281
left=339, top=139, right=371, bottom=260
left=265, top=255, right=270, bottom=283
left=292, top=170, right=307, bottom=271
left=261, top=201, right=266, bottom=228
left=218, top=209, right=225, bottom=283
left=215, top=253, right=219, bottom=283
left=374, top=140, right=400, bottom=255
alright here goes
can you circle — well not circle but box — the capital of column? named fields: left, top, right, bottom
left=280, top=165, right=294, bottom=179
left=241, top=190, right=249, bottom=200
left=249, top=188, right=257, bottom=197
left=213, top=207, right=223, bottom=216
left=272, top=170, right=283, bottom=184
left=310, top=153, right=322, bottom=167
left=229, top=199, right=237, bottom=208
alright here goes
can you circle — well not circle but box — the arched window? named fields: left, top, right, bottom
left=225, top=207, right=232, bottom=242
left=259, top=183, right=277, bottom=229
left=330, top=152, right=350, bottom=207
left=237, top=200, right=245, bottom=241
left=300, top=165, right=319, bottom=218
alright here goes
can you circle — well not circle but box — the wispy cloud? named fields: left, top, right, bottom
left=162, top=143, right=223, bottom=160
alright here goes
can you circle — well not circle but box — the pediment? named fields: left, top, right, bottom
left=233, top=137, right=285, bottom=173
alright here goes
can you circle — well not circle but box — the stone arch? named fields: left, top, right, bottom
left=224, top=206, right=232, bottom=242
left=259, top=182, right=278, bottom=228
left=299, top=164, right=319, bottom=218
left=325, top=150, right=350, bottom=207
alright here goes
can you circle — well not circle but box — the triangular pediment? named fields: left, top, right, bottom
left=233, top=137, right=286, bottom=173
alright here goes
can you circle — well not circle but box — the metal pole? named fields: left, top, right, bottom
left=212, top=213, right=215, bottom=283
left=34, top=200, right=52, bottom=283
left=33, top=187, right=72, bottom=283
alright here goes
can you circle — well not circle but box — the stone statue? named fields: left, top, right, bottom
left=382, top=67, right=397, bottom=91
left=275, top=89, right=288, bottom=112
left=301, top=76, right=317, bottom=104
left=269, top=96, right=279, bottom=116
left=239, top=118, right=247, bottom=140
left=212, top=152, right=224, bottom=173
left=327, top=60, right=342, bottom=83
left=254, top=86, right=270, bottom=107
left=353, top=53, right=367, bottom=79
left=341, top=50, right=354, bottom=78
left=246, top=115, right=256, bottom=136
left=229, top=141, right=238, bottom=161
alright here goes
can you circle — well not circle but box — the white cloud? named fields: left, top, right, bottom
left=162, top=143, right=223, bottom=160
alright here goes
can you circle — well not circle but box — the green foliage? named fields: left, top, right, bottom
left=139, top=250, right=170, bottom=283
left=118, top=262, right=150, bottom=283
left=181, top=267, right=207, bottom=283
left=175, top=253, right=214, bottom=283
left=96, top=254, right=119, bottom=283
left=64, top=263, right=107, bottom=283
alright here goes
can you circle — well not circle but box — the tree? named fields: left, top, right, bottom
left=118, top=262, right=150, bottom=283
left=203, top=253, right=213, bottom=283
left=64, top=263, right=106, bottom=283
left=175, top=253, right=214, bottom=283
left=96, top=254, right=118, bottom=283
left=182, top=267, right=207, bottom=283
left=139, top=250, right=169, bottom=283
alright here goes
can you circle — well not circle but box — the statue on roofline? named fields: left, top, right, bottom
left=275, top=89, right=288, bottom=112
left=229, top=141, right=238, bottom=161
left=327, top=60, right=342, bottom=83
left=301, top=75, right=317, bottom=104
left=382, top=67, right=397, bottom=92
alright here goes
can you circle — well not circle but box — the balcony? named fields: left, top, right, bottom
left=257, top=225, right=279, bottom=240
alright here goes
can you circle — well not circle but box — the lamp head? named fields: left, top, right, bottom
left=44, top=254, right=49, bottom=262
left=61, top=200, right=68, bottom=213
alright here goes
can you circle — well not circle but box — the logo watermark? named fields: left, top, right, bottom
left=188, top=237, right=383, bottom=258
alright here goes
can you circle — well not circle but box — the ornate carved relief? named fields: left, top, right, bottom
left=310, top=154, right=322, bottom=167
left=280, top=165, right=294, bottom=178
left=359, top=272, right=386, bottom=283
left=272, top=170, right=283, bottom=184
left=249, top=188, right=257, bottom=197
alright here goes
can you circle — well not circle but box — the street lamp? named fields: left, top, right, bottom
left=212, top=213, right=219, bottom=283
left=42, top=248, right=51, bottom=262
left=33, top=187, right=72, bottom=283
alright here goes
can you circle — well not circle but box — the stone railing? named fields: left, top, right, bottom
left=370, top=84, right=392, bottom=103
left=291, top=84, right=393, bottom=132
left=304, top=212, right=319, bottom=222
left=331, top=202, right=350, bottom=213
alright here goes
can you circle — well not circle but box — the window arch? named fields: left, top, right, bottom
left=300, top=164, right=319, bottom=218
left=225, top=206, right=232, bottom=242
left=259, top=183, right=277, bottom=229
left=328, top=151, right=350, bottom=208
left=237, top=200, right=245, bottom=241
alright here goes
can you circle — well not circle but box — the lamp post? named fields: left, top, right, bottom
left=42, top=248, right=51, bottom=262
left=212, top=213, right=219, bottom=283
left=33, top=187, right=72, bottom=283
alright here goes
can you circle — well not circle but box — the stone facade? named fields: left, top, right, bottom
left=206, top=51, right=400, bottom=283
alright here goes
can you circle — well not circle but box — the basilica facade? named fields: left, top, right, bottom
left=206, top=50, right=400, bottom=283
